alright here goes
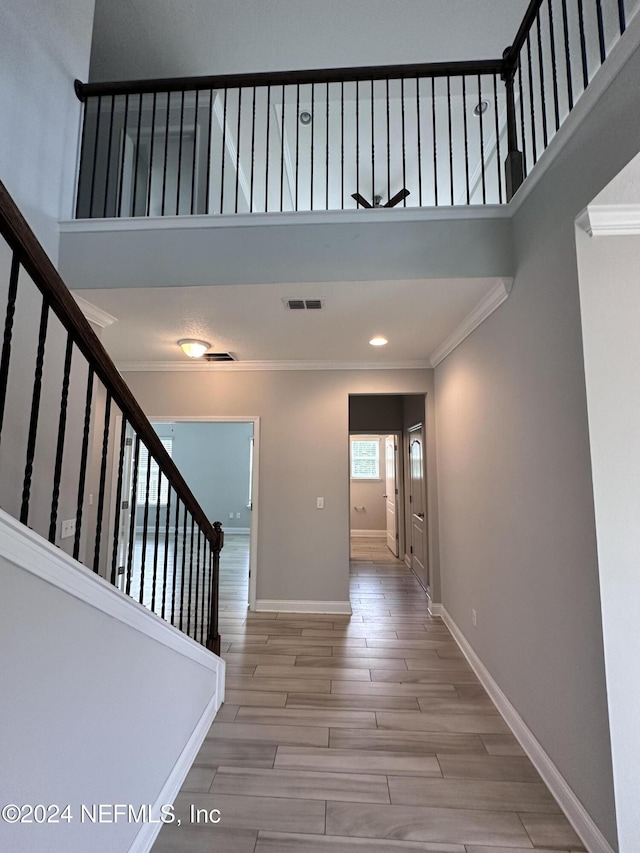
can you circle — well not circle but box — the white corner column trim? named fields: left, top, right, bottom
left=255, top=599, right=352, bottom=614
left=439, top=605, right=615, bottom=853
left=429, top=277, right=514, bottom=367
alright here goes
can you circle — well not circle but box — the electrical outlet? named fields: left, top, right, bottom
left=472, top=608, right=477, bottom=628
left=61, top=518, right=76, bottom=540
left=229, top=512, right=234, bottom=519
left=236, top=512, right=241, bottom=518
left=316, top=497, right=324, bottom=509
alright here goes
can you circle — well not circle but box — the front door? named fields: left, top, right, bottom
left=384, top=435, right=399, bottom=556
left=409, top=424, right=427, bottom=587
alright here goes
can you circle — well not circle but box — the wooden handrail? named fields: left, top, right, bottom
left=74, top=58, right=505, bottom=100
left=0, top=179, right=219, bottom=547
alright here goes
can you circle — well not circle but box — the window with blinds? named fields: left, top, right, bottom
left=350, top=439, right=381, bottom=479
left=136, top=438, right=173, bottom=504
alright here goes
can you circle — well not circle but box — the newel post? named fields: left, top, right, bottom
left=206, top=520, right=224, bottom=656
left=501, top=47, right=524, bottom=201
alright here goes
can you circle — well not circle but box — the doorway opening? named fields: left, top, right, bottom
left=108, top=416, right=259, bottom=611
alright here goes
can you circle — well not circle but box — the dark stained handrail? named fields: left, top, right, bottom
left=74, top=59, right=505, bottom=100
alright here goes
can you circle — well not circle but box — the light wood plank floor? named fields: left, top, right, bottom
left=152, top=537, right=585, bottom=852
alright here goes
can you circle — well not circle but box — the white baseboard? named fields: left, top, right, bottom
left=428, top=600, right=443, bottom=617
left=350, top=529, right=386, bottom=538
left=130, top=690, right=222, bottom=852
left=440, top=605, right=614, bottom=853
left=255, top=599, right=352, bottom=614
left=224, top=527, right=250, bottom=535
left=404, top=554, right=411, bottom=568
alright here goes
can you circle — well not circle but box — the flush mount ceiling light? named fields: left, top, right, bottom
left=369, top=336, right=388, bottom=347
left=474, top=100, right=489, bottom=117
left=178, top=338, right=210, bottom=359
left=299, top=110, right=312, bottom=125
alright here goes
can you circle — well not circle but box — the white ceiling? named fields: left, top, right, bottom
left=75, top=277, right=499, bottom=368
left=89, top=0, right=530, bottom=82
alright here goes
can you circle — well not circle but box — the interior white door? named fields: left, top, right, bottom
left=384, top=435, right=399, bottom=556
left=409, top=424, right=427, bottom=586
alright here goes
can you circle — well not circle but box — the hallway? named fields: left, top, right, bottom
left=152, top=540, right=585, bottom=852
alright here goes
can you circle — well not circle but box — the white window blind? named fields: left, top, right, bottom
left=136, top=438, right=172, bottom=504
left=351, top=439, right=380, bottom=479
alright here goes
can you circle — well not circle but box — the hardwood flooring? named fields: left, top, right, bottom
left=152, top=535, right=585, bottom=852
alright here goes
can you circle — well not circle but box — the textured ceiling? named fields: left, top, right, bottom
left=89, top=0, right=531, bottom=82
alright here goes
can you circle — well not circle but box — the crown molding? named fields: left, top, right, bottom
left=429, top=277, right=513, bottom=367
left=117, top=359, right=432, bottom=373
left=72, top=293, right=118, bottom=328
left=577, top=203, right=640, bottom=237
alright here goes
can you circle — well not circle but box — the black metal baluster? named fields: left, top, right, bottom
left=478, top=75, right=486, bottom=204
left=400, top=77, right=407, bottom=205
left=151, top=467, right=162, bottom=611
left=462, top=76, right=470, bottom=203
left=110, top=417, right=127, bottom=586
left=431, top=77, right=438, bottom=206
left=179, top=507, right=188, bottom=630
left=89, top=96, right=103, bottom=217
left=117, top=94, right=130, bottom=217
left=171, top=497, right=181, bottom=625
left=561, top=0, right=574, bottom=111
left=518, top=61, right=529, bottom=175
left=194, top=528, right=202, bottom=642
left=176, top=90, right=186, bottom=214
left=220, top=88, right=228, bottom=214
left=577, top=0, right=589, bottom=89
left=92, top=391, right=112, bottom=573
left=595, top=0, right=606, bottom=63
left=48, top=334, right=74, bottom=543
left=280, top=85, right=285, bottom=212
left=75, top=98, right=90, bottom=217
left=370, top=79, right=375, bottom=207
left=131, top=93, right=144, bottom=216
left=234, top=87, right=243, bottom=214
left=416, top=77, right=423, bottom=206
left=125, top=435, right=140, bottom=597
left=186, top=517, right=195, bottom=636
left=265, top=85, right=272, bottom=212
left=493, top=74, right=504, bottom=203
left=547, top=0, right=561, bottom=132
left=200, top=536, right=207, bottom=645
left=161, top=486, right=172, bottom=618
left=138, top=451, right=152, bottom=604
left=447, top=76, right=454, bottom=204
left=325, top=81, right=330, bottom=210
left=310, top=82, right=315, bottom=210
left=526, top=35, right=538, bottom=164
left=618, top=0, right=626, bottom=34
left=206, top=541, right=213, bottom=644
left=161, top=92, right=171, bottom=216
left=535, top=14, right=549, bottom=148
left=295, top=83, right=300, bottom=210
left=20, top=298, right=49, bottom=527
left=190, top=90, right=200, bottom=215
left=0, top=252, right=20, bottom=444
left=386, top=78, right=391, bottom=205
left=146, top=92, right=158, bottom=216
left=249, top=87, right=257, bottom=213
left=206, top=89, right=213, bottom=214
left=103, top=95, right=116, bottom=217
left=73, top=366, right=94, bottom=561
left=341, top=81, right=345, bottom=209
left=356, top=81, right=360, bottom=205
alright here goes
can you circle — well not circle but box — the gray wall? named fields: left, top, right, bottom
left=433, top=29, right=640, bottom=850
left=153, top=421, right=253, bottom=530
left=123, top=369, right=433, bottom=606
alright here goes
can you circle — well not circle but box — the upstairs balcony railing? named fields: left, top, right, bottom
left=0, top=180, right=222, bottom=655
left=74, top=0, right=633, bottom=218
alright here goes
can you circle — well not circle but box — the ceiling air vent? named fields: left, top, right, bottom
left=283, top=298, right=324, bottom=310
left=203, top=352, right=236, bottom=362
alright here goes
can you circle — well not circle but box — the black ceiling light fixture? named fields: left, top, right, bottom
left=351, top=188, right=410, bottom=208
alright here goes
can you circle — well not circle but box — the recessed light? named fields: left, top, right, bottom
left=474, top=100, right=489, bottom=117
left=178, top=338, right=210, bottom=359
left=369, top=336, right=388, bottom=347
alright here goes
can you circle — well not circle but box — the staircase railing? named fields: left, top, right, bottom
left=0, top=180, right=222, bottom=655
left=73, top=0, right=633, bottom=217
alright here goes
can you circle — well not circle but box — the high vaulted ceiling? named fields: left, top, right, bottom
left=89, top=0, right=530, bottom=82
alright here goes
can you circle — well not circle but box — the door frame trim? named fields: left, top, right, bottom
left=407, top=421, right=429, bottom=591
